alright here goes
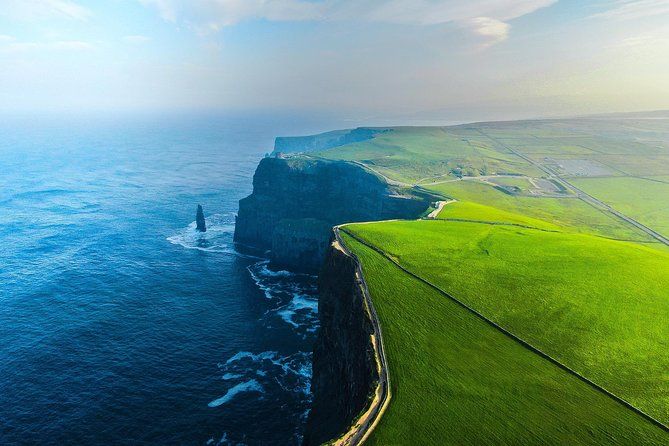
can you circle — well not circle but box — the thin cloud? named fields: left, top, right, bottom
left=361, top=0, right=556, bottom=25
left=467, top=17, right=511, bottom=48
left=0, top=40, right=94, bottom=53
left=593, top=0, right=669, bottom=20
left=138, top=0, right=556, bottom=46
left=139, top=0, right=322, bottom=30
left=2, top=0, right=92, bottom=21
left=123, top=35, right=151, bottom=44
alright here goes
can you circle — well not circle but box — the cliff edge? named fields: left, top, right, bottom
left=303, top=236, right=379, bottom=445
left=233, top=154, right=432, bottom=444
left=234, top=156, right=430, bottom=273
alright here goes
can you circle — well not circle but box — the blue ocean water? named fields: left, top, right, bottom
left=0, top=113, right=338, bottom=445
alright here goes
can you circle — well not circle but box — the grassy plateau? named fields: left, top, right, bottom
left=341, top=231, right=667, bottom=445
left=311, top=115, right=669, bottom=444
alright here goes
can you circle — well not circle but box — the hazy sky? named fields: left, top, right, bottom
left=1, top=0, right=669, bottom=121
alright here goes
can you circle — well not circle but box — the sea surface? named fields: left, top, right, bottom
left=0, top=112, right=341, bottom=445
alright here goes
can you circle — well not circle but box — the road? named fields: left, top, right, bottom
left=426, top=200, right=455, bottom=219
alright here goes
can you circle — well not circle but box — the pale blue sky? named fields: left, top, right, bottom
left=1, top=0, right=668, bottom=121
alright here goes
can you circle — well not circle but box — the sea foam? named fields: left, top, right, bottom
left=167, top=213, right=259, bottom=257
left=208, top=379, right=264, bottom=408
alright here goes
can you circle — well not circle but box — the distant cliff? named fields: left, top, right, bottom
left=273, top=128, right=389, bottom=155
left=233, top=156, right=431, bottom=272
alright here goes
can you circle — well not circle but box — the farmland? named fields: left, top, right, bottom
left=340, top=229, right=668, bottom=444
left=571, top=176, right=669, bottom=239
left=344, top=220, right=669, bottom=425
left=314, top=115, right=669, bottom=444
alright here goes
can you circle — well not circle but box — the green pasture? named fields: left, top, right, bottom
left=570, top=177, right=669, bottom=236
left=426, top=180, right=651, bottom=241
left=571, top=176, right=669, bottom=238
left=341, top=231, right=668, bottom=445
left=435, top=200, right=559, bottom=231
left=314, top=127, right=542, bottom=183
left=344, top=220, right=669, bottom=424
left=590, top=155, right=669, bottom=176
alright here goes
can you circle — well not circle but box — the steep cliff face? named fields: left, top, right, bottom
left=303, top=239, right=378, bottom=446
left=234, top=156, right=430, bottom=272
left=234, top=155, right=431, bottom=443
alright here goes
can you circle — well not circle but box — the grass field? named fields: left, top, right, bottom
left=434, top=200, right=560, bottom=230
left=426, top=180, right=652, bottom=241
left=341, top=231, right=668, bottom=444
left=571, top=177, right=669, bottom=238
left=344, top=220, right=669, bottom=425
left=485, top=176, right=534, bottom=190
left=304, top=118, right=669, bottom=443
left=314, top=127, right=543, bottom=184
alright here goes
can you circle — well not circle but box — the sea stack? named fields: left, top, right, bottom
left=196, top=204, right=206, bottom=232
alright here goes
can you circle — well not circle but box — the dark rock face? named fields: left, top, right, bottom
left=233, top=156, right=432, bottom=443
left=303, top=239, right=378, bottom=446
left=234, top=157, right=430, bottom=272
left=271, top=219, right=332, bottom=272
left=196, top=204, right=206, bottom=232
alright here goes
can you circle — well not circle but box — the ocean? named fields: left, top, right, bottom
left=0, top=112, right=341, bottom=445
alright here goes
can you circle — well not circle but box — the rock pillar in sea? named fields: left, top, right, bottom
left=196, top=204, right=206, bottom=232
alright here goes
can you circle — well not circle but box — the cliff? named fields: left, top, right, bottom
left=234, top=156, right=431, bottom=273
left=234, top=154, right=432, bottom=444
left=273, top=128, right=389, bottom=155
left=303, top=237, right=378, bottom=445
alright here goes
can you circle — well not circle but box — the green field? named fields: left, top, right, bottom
left=434, top=200, right=560, bottom=230
left=426, top=180, right=652, bottom=241
left=310, top=117, right=669, bottom=443
left=314, top=127, right=543, bottom=184
left=344, top=220, right=669, bottom=424
left=341, top=231, right=668, bottom=444
left=571, top=177, right=669, bottom=238
left=484, top=175, right=534, bottom=190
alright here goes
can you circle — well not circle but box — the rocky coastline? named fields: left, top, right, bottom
left=234, top=153, right=431, bottom=444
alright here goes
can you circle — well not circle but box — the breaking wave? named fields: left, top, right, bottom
left=247, top=260, right=319, bottom=336
left=208, top=379, right=264, bottom=408
left=166, top=213, right=245, bottom=255
left=213, top=350, right=312, bottom=403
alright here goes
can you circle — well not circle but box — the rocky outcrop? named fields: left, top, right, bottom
left=303, top=238, right=378, bottom=446
left=234, top=156, right=431, bottom=273
left=196, top=204, right=206, bottom=232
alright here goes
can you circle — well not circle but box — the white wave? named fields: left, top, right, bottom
left=246, top=263, right=274, bottom=299
left=217, top=433, right=228, bottom=446
left=248, top=260, right=316, bottom=281
left=208, top=379, right=263, bottom=408
left=277, top=293, right=319, bottom=330
left=225, top=350, right=278, bottom=365
left=167, top=213, right=260, bottom=258
left=221, top=373, right=242, bottom=380
left=246, top=260, right=319, bottom=335
left=206, top=432, right=229, bottom=446
left=218, top=350, right=312, bottom=397
left=256, top=261, right=293, bottom=278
